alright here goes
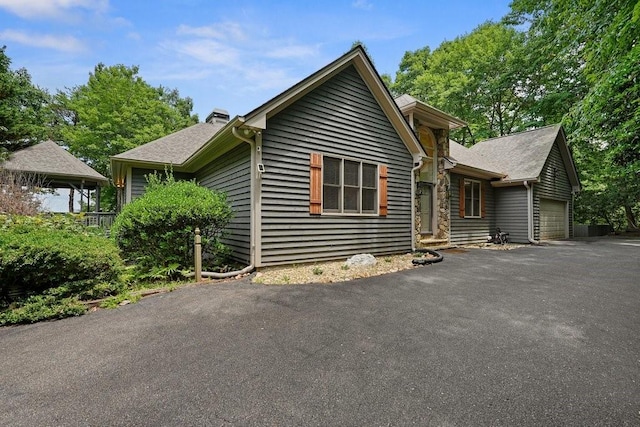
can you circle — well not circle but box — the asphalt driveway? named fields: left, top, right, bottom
left=1, top=237, right=639, bottom=426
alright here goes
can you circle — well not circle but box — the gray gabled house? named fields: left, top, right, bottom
left=112, top=46, right=452, bottom=267
left=446, top=125, right=581, bottom=244
left=111, top=46, right=580, bottom=267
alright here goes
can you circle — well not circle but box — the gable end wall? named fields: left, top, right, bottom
left=533, top=139, right=574, bottom=239
left=259, top=65, right=414, bottom=266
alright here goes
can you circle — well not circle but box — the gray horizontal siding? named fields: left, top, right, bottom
left=450, top=173, right=496, bottom=245
left=130, top=168, right=192, bottom=200
left=495, top=186, right=529, bottom=243
left=196, top=143, right=252, bottom=264
left=260, top=65, right=413, bottom=266
left=534, top=140, right=574, bottom=238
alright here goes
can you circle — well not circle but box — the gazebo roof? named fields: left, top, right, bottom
left=1, top=140, right=108, bottom=189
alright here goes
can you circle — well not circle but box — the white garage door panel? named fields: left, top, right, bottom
left=540, top=199, right=567, bottom=239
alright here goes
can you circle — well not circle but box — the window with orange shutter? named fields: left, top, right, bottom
left=309, top=153, right=386, bottom=216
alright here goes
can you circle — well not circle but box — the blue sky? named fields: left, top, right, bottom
left=1, top=0, right=512, bottom=121
left=1, top=0, right=511, bottom=211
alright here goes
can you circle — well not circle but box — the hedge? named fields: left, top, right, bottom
left=0, top=215, right=124, bottom=302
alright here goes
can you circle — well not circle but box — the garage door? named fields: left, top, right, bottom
left=540, top=198, right=567, bottom=239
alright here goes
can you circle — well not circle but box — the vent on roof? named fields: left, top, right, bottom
left=206, top=108, right=230, bottom=125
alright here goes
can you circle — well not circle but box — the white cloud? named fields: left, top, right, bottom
left=352, top=0, right=373, bottom=11
left=176, top=22, right=245, bottom=41
left=0, top=0, right=108, bottom=20
left=0, top=29, right=86, bottom=53
left=169, top=20, right=320, bottom=64
left=163, top=39, right=241, bottom=66
left=156, top=18, right=325, bottom=112
left=242, top=65, right=300, bottom=91
left=111, top=16, right=132, bottom=27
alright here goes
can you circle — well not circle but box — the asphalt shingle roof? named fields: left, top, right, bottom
left=469, top=124, right=561, bottom=181
left=111, top=122, right=224, bottom=164
left=1, top=140, right=108, bottom=184
left=394, top=94, right=416, bottom=109
left=449, top=140, right=503, bottom=175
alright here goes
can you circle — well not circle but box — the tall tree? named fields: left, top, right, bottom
left=56, top=64, right=198, bottom=209
left=508, top=0, right=640, bottom=230
left=391, top=22, right=531, bottom=143
left=0, top=46, right=51, bottom=156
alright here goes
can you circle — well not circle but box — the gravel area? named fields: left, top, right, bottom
left=252, top=243, right=527, bottom=285
left=252, top=252, right=434, bottom=285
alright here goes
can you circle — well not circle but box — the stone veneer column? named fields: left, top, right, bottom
left=434, top=129, right=450, bottom=241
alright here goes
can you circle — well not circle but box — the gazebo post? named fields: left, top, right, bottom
left=95, top=186, right=101, bottom=212
left=80, top=180, right=85, bottom=212
left=68, top=187, right=75, bottom=213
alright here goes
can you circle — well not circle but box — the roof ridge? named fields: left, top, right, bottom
left=472, top=124, right=560, bottom=145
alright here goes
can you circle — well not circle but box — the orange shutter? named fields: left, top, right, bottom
left=379, top=165, right=388, bottom=216
left=309, top=153, right=322, bottom=214
left=481, top=182, right=486, bottom=218
left=459, top=178, right=465, bottom=218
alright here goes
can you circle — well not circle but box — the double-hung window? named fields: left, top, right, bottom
left=323, top=156, right=377, bottom=214
left=461, top=179, right=482, bottom=218
left=309, top=153, right=386, bottom=216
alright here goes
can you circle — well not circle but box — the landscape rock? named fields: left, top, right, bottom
left=345, top=253, right=377, bottom=267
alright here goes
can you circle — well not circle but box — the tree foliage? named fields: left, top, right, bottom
left=55, top=64, right=198, bottom=180
left=390, top=1, right=639, bottom=229
left=391, top=22, right=531, bottom=142
left=111, top=172, right=233, bottom=275
left=508, top=0, right=640, bottom=229
left=0, top=46, right=51, bottom=155
left=0, top=214, right=124, bottom=303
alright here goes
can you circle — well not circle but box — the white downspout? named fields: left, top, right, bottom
left=524, top=180, right=540, bottom=244
left=232, top=126, right=258, bottom=268
left=411, top=160, right=424, bottom=251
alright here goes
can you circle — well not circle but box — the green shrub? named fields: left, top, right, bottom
left=0, top=212, right=102, bottom=234
left=111, top=172, right=233, bottom=274
left=0, top=294, right=86, bottom=325
left=0, top=215, right=124, bottom=301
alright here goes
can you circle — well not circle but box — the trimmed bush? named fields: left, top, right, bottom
left=0, top=214, right=125, bottom=302
left=111, top=173, right=233, bottom=274
left=0, top=294, right=86, bottom=325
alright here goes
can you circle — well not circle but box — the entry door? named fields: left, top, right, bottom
left=420, top=185, right=433, bottom=234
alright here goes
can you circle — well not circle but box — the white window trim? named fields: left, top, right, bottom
left=322, top=155, right=379, bottom=216
left=464, top=178, right=482, bottom=219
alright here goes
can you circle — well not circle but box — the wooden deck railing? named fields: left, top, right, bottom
left=82, top=212, right=116, bottom=229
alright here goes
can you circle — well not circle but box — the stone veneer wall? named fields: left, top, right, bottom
left=434, top=129, right=450, bottom=241
left=413, top=128, right=451, bottom=245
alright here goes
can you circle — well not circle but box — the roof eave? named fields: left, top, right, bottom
left=398, top=100, right=467, bottom=130
left=182, top=116, right=245, bottom=170
left=491, top=177, right=539, bottom=187
left=109, top=117, right=247, bottom=183
left=448, top=162, right=505, bottom=180
left=2, top=169, right=109, bottom=187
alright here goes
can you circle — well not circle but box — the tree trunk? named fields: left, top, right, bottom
left=624, top=205, right=639, bottom=231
